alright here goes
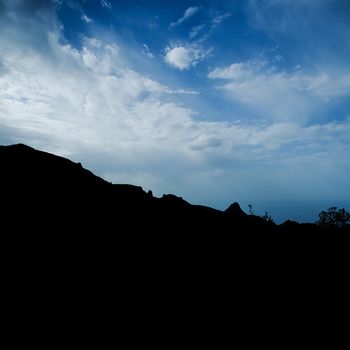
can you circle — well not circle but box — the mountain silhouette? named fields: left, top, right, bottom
left=1, top=143, right=349, bottom=330
left=1, top=142, right=349, bottom=274
left=1, top=143, right=349, bottom=238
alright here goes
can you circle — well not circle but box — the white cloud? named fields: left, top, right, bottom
left=101, top=0, right=111, bottom=9
left=164, top=47, right=192, bottom=70
left=142, top=43, right=154, bottom=59
left=212, top=13, right=231, bottom=25
left=195, top=13, right=231, bottom=44
left=208, top=60, right=350, bottom=121
left=170, top=6, right=200, bottom=28
left=184, top=7, right=200, bottom=18
left=164, top=45, right=211, bottom=70
left=165, top=88, right=200, bottom=95
left=81, top=14, right=93, bottom=24
left=189, top=24, right=205, bottom=38
left=1, top=8, right=350, bottom=215
left=208, top=62, right=254, bottom=80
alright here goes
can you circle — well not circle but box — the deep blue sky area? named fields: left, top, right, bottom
left=0, top=0, right=349, bottom=222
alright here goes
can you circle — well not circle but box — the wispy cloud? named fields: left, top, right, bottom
left=101, top=0, right=112, bottom=9
left=189, top=24, right=205, bottom=38
left=165, top=88, right=200, bottom=95
left=1, top=30, right=349, bottom=206
left=1, top=1, right=350, bottom=216
left=142, top=43, right=154, bottom=59
left=170, top=6, right=200, bottom=28
left=212, top=13, right=231, bottom=25
left=164, top=44, right=212, bottom=70
left=196, top=12, right=231, bottom=43
left=81, top=14, right=93, bottom=24
left=209, top=60, right=350, bottom=121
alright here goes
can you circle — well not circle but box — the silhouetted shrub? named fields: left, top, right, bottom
left=262, top=211, right=275, bottom=224
left=317, top=207, right=350, bottom=228
left=248, top=204, right=254, bottom=215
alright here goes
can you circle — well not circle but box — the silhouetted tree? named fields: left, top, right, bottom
left=262, top=211, right=274, bottom=224
left=317, top=207, right=350, bottom=228
left=248, top=204, right=254, bottom=215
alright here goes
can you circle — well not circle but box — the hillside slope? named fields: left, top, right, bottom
left=1, top=144, right=349, bottom=243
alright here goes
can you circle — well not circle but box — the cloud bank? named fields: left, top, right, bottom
left=1, top=24, right=349, bottom=205
left=209, top=60, right=350, bottom=121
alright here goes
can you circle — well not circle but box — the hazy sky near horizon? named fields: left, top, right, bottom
left=0, top=0, right=349, bottom=222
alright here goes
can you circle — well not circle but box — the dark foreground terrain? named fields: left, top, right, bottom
left=1, top=143, right=349, bottom=237
left=1, top=144, right=349, bottom=339
left=1, top=143, right=349, bottom=265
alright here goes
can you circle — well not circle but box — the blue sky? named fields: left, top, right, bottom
left=0, top=0, right=350, bottom=222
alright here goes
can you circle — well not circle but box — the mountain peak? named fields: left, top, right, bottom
left=224, top=202, right=247, bottom=217
left=1, top=143, right=34, bottom=151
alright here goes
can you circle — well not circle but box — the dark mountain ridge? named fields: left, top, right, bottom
left=1, top=143, right=349, bottom=238
left=1, top=141, right=349, bottom=278
left=1, top=144, right=349, bottom=329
